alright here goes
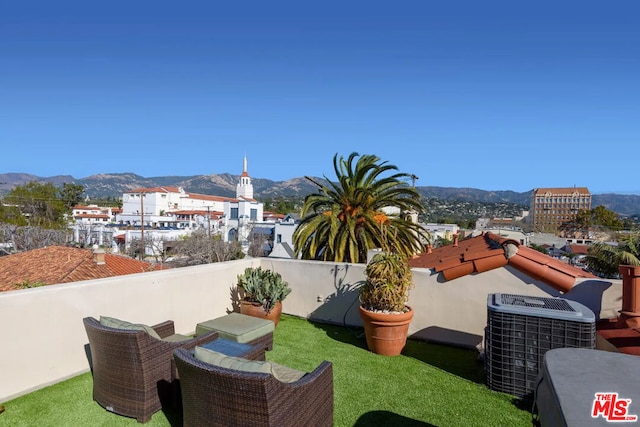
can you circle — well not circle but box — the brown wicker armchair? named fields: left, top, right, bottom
left=83, top=316, right=218, bottom=423
left=173, top=348, right=334, bottom=427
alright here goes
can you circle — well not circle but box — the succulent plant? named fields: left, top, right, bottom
left=237, top=267, right=292, bottom=314
left=360, top=252, right=413, bottom=313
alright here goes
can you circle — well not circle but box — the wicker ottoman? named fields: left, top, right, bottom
left=195, top=313, right=274, bottom=351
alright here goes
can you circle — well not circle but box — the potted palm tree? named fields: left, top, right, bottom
left=359, top=251, right=414, bottom=356
left=237, top=266, right=291, bottom=326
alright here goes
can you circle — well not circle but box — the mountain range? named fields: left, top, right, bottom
left=1, top=172, right=639, bottom=217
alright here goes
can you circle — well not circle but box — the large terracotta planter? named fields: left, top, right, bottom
left=359, top=305, right=414, bottom=356
left=240, top=300, right=282, bottom=326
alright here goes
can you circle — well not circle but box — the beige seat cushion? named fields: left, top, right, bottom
left=161, top=333, right=192, bottom=342
left=195, top=313, right=274, bottom=343
left=99, top=316, right=162, bottom=340
left=194, top=346, right=305, bottom=383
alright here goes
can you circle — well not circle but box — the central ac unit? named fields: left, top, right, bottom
left=485, top=293, right=595, bottom=398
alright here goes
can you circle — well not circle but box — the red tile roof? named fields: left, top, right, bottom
left=566, top=244, right=589, bottom=255
left=263, top=212, right=286, bottom=221
left=0, top=246, right=165, bottom=292
left=533, top=187, right=591, bottom=196
left=187, top=193, right=233, bottom=202
left=126, top=186, right=182, bottom=194
left=409, top=232, right=597, bottom=293
left=126, top=187, right=238, bottom=203
left=73, top=213, right=110, bottom=219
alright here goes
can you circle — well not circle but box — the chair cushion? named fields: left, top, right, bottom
left=162, top=333, right=192, bottom=342
left=99, top=316, right=162, bottom=340
left=194, top=346, right=305, bottom=383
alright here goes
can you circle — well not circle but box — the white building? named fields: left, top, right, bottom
left=70, top=205, right=121, bottom=249
left=71, top=205, right=117, bottom=225
left=424, top=223, right=460, bottom=245
left=112, top=156, right=265, bottom=254
left=268, top=214, right=300, bottom=259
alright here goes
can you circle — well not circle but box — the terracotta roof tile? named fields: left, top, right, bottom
left=73, top=213, right=110, bottom=219
left=567, top=244, right=589, bottom=255
left=127, top=186, right=182, bottom=194
left=533, top=187, right=591, bottom=195
left=0, top=246, right=164, bottom=292
left=186, top=193, right=233, bottom=202
left=409, top=232, right=597, bottom=293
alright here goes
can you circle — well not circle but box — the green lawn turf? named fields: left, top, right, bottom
left=0, top=315, right=531, bottom=427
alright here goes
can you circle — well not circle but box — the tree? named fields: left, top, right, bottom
left=126, top=234, right=175, bottom=263
left=0, top=223, right=70, bottom=252
left=126, top=236, right=148, bottom=260
left=59, top=183, right=86, bottom=212
left=293, top=152, right=430, bottom=263
left=262, top=196, right=301, bottom=214
left=0, top=203, right=27, bottom=226
left=529, top=243, right=549, bottom=255
left=175, top=230, right=244, bottom=266
left=3, top=181, right=66, bottom=228
left=561, top=205, right=624, bottom=236
left=585, top=234, right=640, bottom=278
left=246, top=226, right=273, bottom=257
left=434, top=235, right=453, bottom=248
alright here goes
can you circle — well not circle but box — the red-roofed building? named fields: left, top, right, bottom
left=530, top=187, right=591, bottom=233
left=0, top=246, right=166, bottom=292
left=409, top=231, right=596, bottom=293
left=263, top=211, right=286, bottom=222
left=72, top=205, right=117, bottom=224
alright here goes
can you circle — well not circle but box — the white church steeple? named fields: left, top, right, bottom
left=236, top=154, right=254, bottom=199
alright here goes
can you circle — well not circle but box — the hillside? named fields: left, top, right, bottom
left=0, top=172, right=638, bottom=216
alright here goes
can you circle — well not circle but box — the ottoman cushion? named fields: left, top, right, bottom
left=196, top=313, right=274, bottom=344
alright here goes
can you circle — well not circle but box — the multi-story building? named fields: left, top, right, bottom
left=71, top=205, right=118, bottom=225
left=70, top=205, right=123, bottom=248
left=268, top=213, right=300, bottom=259
left=530, top=187, right=591, bottom=233
left=111, top=156, right=265, bottom=254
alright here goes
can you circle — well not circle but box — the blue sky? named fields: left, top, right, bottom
left=1, top=1, right=639, bottom=194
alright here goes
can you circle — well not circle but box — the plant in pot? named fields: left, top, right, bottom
left=237, top=266, right=292, bottom=326
left=359, top=251, right=414, bottom=356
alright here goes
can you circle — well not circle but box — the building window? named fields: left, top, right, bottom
left=277, top=234, right=282, bottom=243
left=230, top=208, right=239, bottom=219
left=250, top=209, right=257, bottom=221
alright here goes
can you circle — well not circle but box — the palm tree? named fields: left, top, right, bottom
left=585, top=235, right=640, bottom=278
left=293, top=152, right=430, bottom=263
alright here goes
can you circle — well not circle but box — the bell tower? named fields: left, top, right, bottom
left=236, top=154, right=254, bottom=199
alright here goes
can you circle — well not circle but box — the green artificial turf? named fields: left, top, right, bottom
left=0, top=315, right=531, bottom=426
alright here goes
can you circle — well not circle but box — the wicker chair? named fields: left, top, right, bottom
left=83, top=316, right=218, bottom=423
left=173, top=348, right=334, bottom=427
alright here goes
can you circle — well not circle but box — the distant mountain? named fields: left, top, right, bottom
left=591, top=193, right=640, bottom=217
left=416, top=186, right=532, bottom=205
left=0, top=173, right=75, bottom=193
left=1, top=172, right=639, bottom=217
left=0, top=172, right=325, bottom=200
